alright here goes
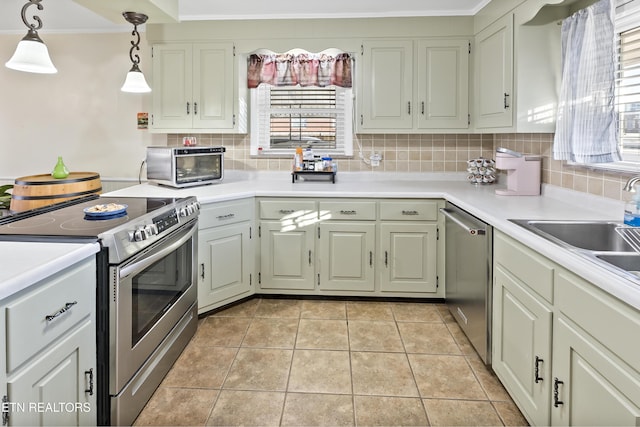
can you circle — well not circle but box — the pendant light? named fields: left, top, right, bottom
left=5, top=0, right=57, bottom=74
left=121, top=12, right=151, bottom=93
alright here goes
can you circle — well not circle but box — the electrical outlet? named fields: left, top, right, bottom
left=370, top=153, right=382, bottom=167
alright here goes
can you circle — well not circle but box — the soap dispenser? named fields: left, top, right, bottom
left=624, top=192, right=640, bottom=226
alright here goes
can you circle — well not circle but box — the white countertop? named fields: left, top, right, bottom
left=0, top=241, right=100, bottom=300
left=3, top=170, right=636, bottom=310
left=103, top=170, right=640, bottom=310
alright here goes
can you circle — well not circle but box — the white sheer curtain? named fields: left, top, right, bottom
left=553, top=0, right=621, bottom=163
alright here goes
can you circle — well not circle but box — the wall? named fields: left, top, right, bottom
left=0, top=32, right=162, bottom=183
left=0, top=20, right=633, bottom=203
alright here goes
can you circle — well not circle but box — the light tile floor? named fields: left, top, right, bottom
left=134, top=298, right=528, bottom=426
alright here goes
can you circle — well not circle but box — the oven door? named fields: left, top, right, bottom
left=174, top=152, right=223, bottom=187
left=109, top=220, right=197, bottom=394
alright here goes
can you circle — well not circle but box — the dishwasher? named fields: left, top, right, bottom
left=440, top=202, right=493, bottom=365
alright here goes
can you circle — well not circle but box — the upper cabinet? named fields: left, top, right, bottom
left=360, top=40, right=414, bottom=130
left=416, top=39, right=470, bottom=129
left=475, top=14, right=514, bottom=129
left=472, top=0, right=574, bottom=132
left=151, top=42, right=247, bottom=133
left=359, top=38, right=470, bottom=132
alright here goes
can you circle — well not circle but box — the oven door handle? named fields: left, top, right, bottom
left=119, top=222, right=197, bottom=279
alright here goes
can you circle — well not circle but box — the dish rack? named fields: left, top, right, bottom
left=615, top=226, right=640, bottom=252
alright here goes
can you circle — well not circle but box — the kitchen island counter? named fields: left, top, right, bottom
left=0, top=241, right=100, bottom=301
left=105, top=170, right=640, bottom=309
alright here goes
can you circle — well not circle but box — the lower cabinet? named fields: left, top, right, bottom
left=7, top=321, right=95, bottom=426
left=318, top=222, right=376, bottom=292
left=257, top=197, right=443, bottom=296
left=552, top=316, right=640, bottom=426
left=1, top=257, right=97, bottom=426
left=259, top=220, right=316, bottom=290
left=197, top=199, right=255, bottom=313
left=493, top=264, right=552, bottom=426
left=379, top=222, right=438, bottom=293
left=493, top=231, right=640, bottom=426
left=551, top=269, right=640, bottom=426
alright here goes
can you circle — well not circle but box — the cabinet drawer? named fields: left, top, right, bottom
left=379, top=200, right=439, bottom=221
left=556, top=269, right=640, bottom=374
left=200, top=198, right=253, bottom=228
left=5, top=258, right=95, bottom=372
left=494, top=232, right=555, bottom=303
left=259, top=200, right=317, bottom=220
left=319, top=201, right=377, bottom=220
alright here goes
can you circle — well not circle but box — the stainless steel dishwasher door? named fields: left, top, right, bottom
left=441, top=202, right=493, bottom=365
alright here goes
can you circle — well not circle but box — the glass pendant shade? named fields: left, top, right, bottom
left=121, top=64, right=151, bottom=93
left=6, top=31, right=57, bottom=74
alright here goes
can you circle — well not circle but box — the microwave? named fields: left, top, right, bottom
left=146, top=146, right=225, bottom=188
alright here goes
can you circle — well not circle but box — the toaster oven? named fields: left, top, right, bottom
left=146, top=146, right=225, bottom=188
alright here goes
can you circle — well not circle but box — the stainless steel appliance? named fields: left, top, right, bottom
left=440, top=202, right=493, bottom=364
left=146, top=146, right=225, bottom=188
left=0, top=195, right=200, bottom=425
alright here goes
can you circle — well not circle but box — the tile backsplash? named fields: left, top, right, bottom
left=167, top=133, right=635, bottom=201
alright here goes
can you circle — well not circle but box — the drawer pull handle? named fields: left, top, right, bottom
left=45, top=301, right=77, bottom=322
left=369, top=251, right=373, bottom=267
left=309, top=250, right=312, bottom=266
left=402, top=210, right=419, bottom=215
left=85, top=369, right=94, bottom=396
left=385, top=251, right=389, bottom=267
left=279, top=209, right=295, bottom=214
left=216, top=213, right=235, bottom=220
left=339, top=210, right=357, bottom=215
left=534, top=356, right=543, bottom=383
left=553, top=377, right=564, bottom=407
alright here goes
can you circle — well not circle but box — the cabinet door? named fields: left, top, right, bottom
left=318, top=222, right=375, bottom=291
left=492, top=264, right=552, bottom=427
left=475, top=14, right=513, bottom=129
left=416, top=39, right=469, bottom=129
left=552, top=316, right=640, bottom=426
left=379, top=222, right=437, bottom=293
left=193, top=43, right=235, bottom=129
left=360, top=40, right=413, bottom=130
left=7, top=321, right=96, bottom=426
left=260, top=221, right=315, bottom=290
left=151, top=44, right=193, bottom=129
left=198, top=222, right=252, bottom=313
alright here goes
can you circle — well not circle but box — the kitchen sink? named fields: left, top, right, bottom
left=595, top=253, right=640, bottom=277
left=510, top=219, right=640, bottom=285
left=509, top=219, right=635, bottom=252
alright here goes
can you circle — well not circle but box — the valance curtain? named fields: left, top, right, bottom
left=553, top=0, right=621, bottom=163
left=247, top=52, right=352, bottom=88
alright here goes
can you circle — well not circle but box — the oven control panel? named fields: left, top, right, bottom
left=128, top=200, right=200, bottom=243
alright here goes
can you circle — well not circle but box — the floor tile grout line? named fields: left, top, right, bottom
left=205, top=298, right=264, bottom=425
left=141, top=298, right=524, bottom=426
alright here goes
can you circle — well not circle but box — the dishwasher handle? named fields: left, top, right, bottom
left=439, top=208, right=486, bottom=236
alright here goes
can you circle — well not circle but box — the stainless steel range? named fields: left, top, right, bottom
left=0, top=195, right=200, bottom=425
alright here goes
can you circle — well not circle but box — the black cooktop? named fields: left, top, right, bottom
left=0, top=196, right=179, bottom=242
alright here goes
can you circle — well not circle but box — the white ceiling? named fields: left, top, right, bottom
left=0, top=0, right=490, bottom=33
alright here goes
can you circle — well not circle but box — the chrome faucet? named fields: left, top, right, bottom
left=623, top=175, right=640, bottom=192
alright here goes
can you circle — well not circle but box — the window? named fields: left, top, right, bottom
left=589, top=0, right=640, bottom=170
left=615, top=1, right=640, bottom=165
left=250, top=84, right=353, bottom=156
